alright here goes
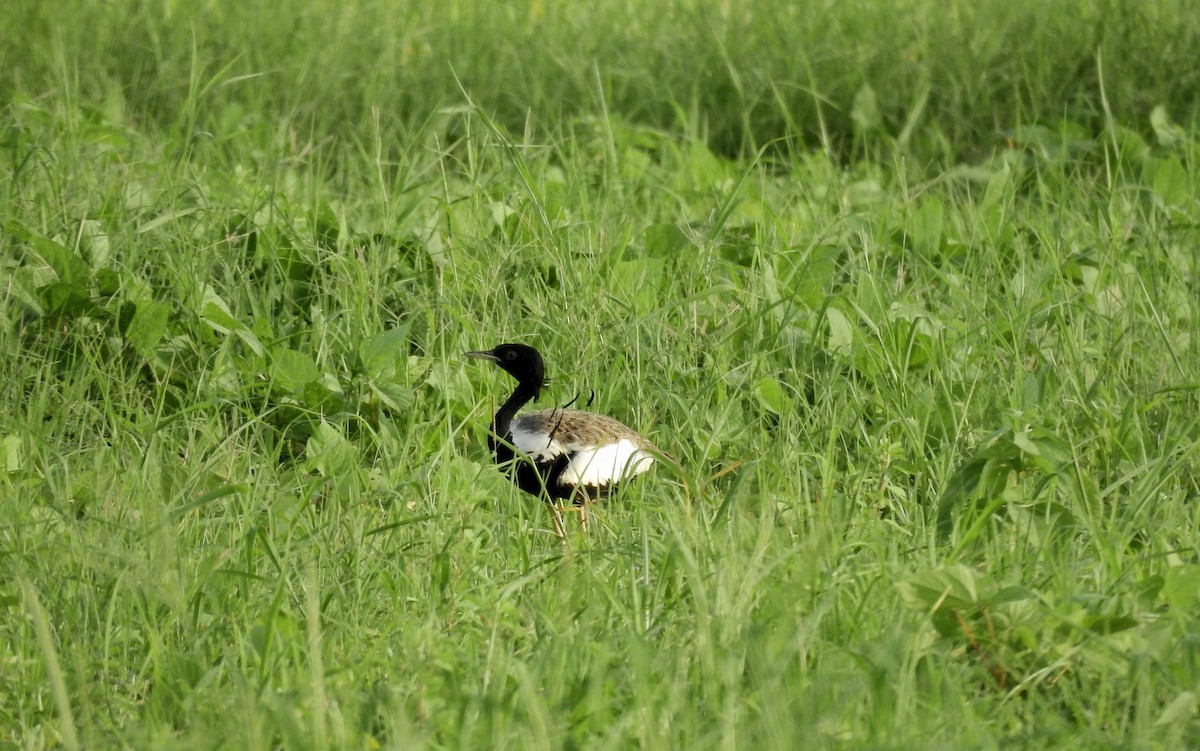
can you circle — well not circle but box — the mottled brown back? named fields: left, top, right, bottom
left=513, top=408, right=655, bottom=452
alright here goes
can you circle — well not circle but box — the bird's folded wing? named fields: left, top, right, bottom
left=511, top=410, right=655, bottom=488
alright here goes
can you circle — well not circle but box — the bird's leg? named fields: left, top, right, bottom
left=549, top=493, right=591, bottom=538
left=550, top=504, right=567, bottom=539
left=563, top=489, right=590, bottom=534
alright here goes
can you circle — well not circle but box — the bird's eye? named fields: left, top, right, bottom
left=505, top=351, right=517, bottom=361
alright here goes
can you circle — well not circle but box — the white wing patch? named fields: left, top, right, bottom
left=510, top=422, right=572, bottom=461
left=559, top=439, right=655, bottom=488
left=510, top=423, right=655, bottom=489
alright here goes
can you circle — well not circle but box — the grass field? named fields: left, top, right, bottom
left=4, top=1, right=1200, bottom=748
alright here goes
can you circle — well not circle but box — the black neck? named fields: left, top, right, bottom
left=491, top=380, right=540, bottom=452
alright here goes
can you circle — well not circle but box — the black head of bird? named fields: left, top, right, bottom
left=466, top=343, right=655, bottom=502
left=465, top=343, right=545, bottom=397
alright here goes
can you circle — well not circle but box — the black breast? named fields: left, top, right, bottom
left=493, top=438, right=605, bottom=502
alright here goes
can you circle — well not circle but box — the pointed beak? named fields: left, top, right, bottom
left=464, top=350, right=500, bottom=363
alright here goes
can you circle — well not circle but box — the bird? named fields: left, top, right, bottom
left=465, top=343, right=657, bottom=525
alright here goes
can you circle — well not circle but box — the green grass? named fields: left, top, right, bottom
left=4, top=1, right=1200, bottom=749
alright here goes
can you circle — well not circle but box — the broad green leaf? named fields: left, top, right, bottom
left=359, top=327, right=410, bottom=380
left=232, top=328, right=265, bottom=357
left=777, top=245, right=840, bottom=311
left=612, top=258, right=666, bottom=312
left=717, top=225, right=757, bottom=268
left=641, top=223, right=691, bottom=257
left=1156, top=692, right=1197, bottom=727
left=79, top=219, right=110, bottom=268
left=1163, top=564, right=1200, bottom=610
left=1150, top=105, right=1186, bottom=148
left=683, top=140, right=728, bottom=191
left=897, top=564, right=987, bottom=611
left=888, top=302, right=943, bottom=336
left=991, top=585, right=1036, bottom=605
left=198, top=285, right=243, bottom=335
left=1081, top=613, right=1139, bottom=635
left=370, top=382, right=414, bottom=412
left=94, top=268, right=121, bottom=296
left=488, top=201, right=517, bottom=232
left=135, top=207, right=200, bottom=234
left=980, top=164, right=1013, bottom=210
left=199, top=284, right=264, bottom=356
left=1, top=435, right=23, bottom=473
left=855, top=273, right=888, bottom=326
left=753, top=377, right=792, bottom=416
left=936, top=435, right=1023, bottom=538
left=845, top=179, right=885, bottom=208
left=1108, top=125, right=1150, bottom=164
left=825, top=306, right=853, bottom=355
left=42, top=281, right=93, bottom=316
left=1010, top=426, right=1071, bottom=473
left=305, top=421, right=359, bottom=478
left=406, top=355, right=433, bottom=384
left=312, top=200, right=342, bottom=249
left=126, top=300, right=171, bottom=356
left=29, top=234, right=89, bottom=284
left=1146, top=156, right=1190, bottom=206
left=301, top=378, right=346, bottom=412
left=939, top=456, right=990, bottom=508
left=910, top=198, right=944, bottom=255
left=271, top=347, right=320, bottom=392
left=851, top=83, right=880, bottom=132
